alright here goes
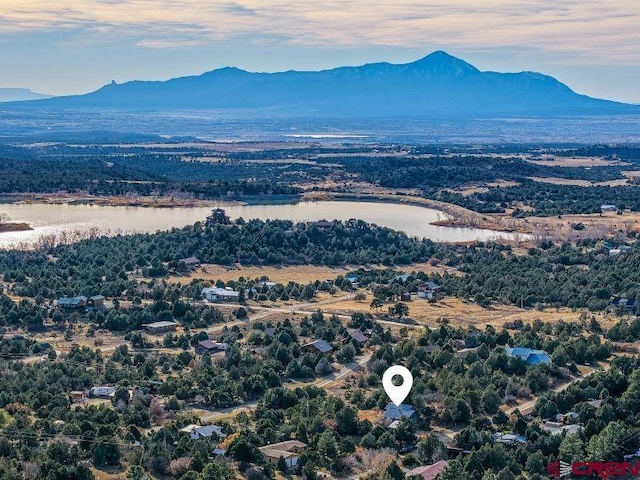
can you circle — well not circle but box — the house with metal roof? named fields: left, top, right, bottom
left=505, top=347, right=551, bottom=365
left=57, top=296, right=88, bottom=310
left=202, top=287, right=240, bottom=303
left=195, top=339, right=228, bottom=355
left=142, top=321, right=179, bottom=334
left=178, top=256, right=201, bottom=269
left=347, top=329, right=369, bottom=344
left=301, top=340, right=333, bottom=354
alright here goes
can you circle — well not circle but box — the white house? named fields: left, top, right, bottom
left=90, top=386, right=116, bottom=398
left=417, top=282, right=441, bottom=300
left=202, top=287, right=240, bottom=303
left=179, top=424, right=226, bottom=440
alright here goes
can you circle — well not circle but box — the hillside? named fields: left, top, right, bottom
left=0, top=88, right=52, bottom=102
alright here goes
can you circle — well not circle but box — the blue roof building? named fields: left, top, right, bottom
left=506, top=347, right=551, bottom=365
left=383, top=403, right=417, bottom=421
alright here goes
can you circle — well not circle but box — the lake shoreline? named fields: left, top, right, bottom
left=300, top=191, right=528, bottom=234
left=0, top=191, right=531, bottom=238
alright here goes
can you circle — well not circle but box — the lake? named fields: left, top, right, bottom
left=0, top=201, right=521, bottom=249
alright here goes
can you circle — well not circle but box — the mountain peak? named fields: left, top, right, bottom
left=408, top=51, right=479, bottom=76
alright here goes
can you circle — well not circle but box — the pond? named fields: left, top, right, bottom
left=0, top=200, right=522, bottom=249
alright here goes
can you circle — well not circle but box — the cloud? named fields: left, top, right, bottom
left=0, top=0, right=639, bottom=64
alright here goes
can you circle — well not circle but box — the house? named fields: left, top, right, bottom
left=206, top=208, right=230, bottom=227
left=142, top=321, right=179, bottom=335
left=542, top=421, right=584, bottom=436
left=89, top=295, right=105, bottom=307
left=394, top=273, right=411, bottom=283
left=86, top=295, right=107, bottom=312
left=505, top=347, right=551, bottom=365
left=201, top=287, right=240, bottom=303
left=383, top=403, right=417, bottom=421
left=259, top=440, right=307, bottom=469
left=611, top=297, right=638, bottom=313
left=179, top=424, right=226, bottom=440
left=346, top=275, right=359, bottom=289
left=301, top=340, right=333, bottom=355
left=493, top=432, right=527, bottom=445
left=69, top=391, right=87, bottom=404
left=555, top=412, right=580, bottom=423
left=90, top=386, right=116, bottom=398
left=601, top=204, right=618, bottom=213
left=57, top=296, right=88, bottom=310
left=347, top=329, right=369, bottom=344
left=407, top=460, right=449, bottom=480
left=417, top=282, right=441, bottom=300
left=178, top=256, right=201, bottom=270
left=195, top=339, right=228, bottom=355
left=264, top=327, right=277, bottom=338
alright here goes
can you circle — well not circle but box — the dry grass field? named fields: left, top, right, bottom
left=168, top=261, right=462, bottom=285
left=511, top=211, right=640, bottom=239
left=528, top=176, right=630, bottom=187
left=525, top=156, right=629, bottom=167
left=314, top=294, right=614, bottom=329
left=443, top=179, right=519, bottom=196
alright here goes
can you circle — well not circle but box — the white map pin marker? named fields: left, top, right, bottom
left=383, top=365, right=413, bottom=406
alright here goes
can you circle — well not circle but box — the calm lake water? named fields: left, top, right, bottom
left=0, top=201, right=520, bottom=249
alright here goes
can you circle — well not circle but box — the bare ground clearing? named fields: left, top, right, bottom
left=528, top=176, right=631, bottom=187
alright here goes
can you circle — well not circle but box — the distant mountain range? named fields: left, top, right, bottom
left=0, top=88, right=52, bottom=102
left=5, top=52, right=637, bottom=117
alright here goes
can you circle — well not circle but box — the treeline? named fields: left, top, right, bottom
left=319, top=155, right=626, bottom=191
left=3, top=220, right=640, bottom=314
left=0, top=158, right=159, bottom=194
left=461, top=181, right=640, bottom=216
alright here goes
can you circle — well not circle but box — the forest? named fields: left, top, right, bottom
left=3, top=142, right=640, bottom=216
left=0, top=306, right=623, bottom=479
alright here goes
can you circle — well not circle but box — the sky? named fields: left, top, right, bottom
left=0, top=0, right=639, bottom=103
